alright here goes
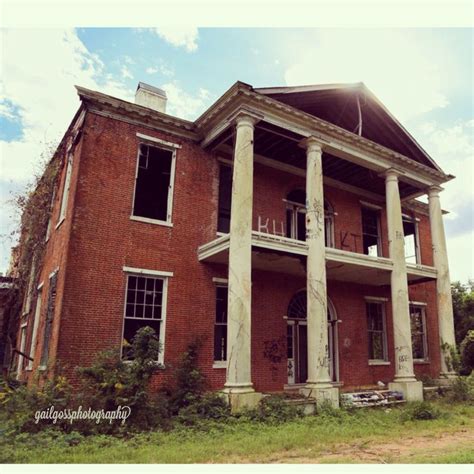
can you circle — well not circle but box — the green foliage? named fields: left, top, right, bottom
left=460, top=330, right=474, bottom=375
left=401, top=401, right=443, bottom=421
left=451, top=280, right=474, bottom=345
left=448, top=374, right=474, bottom=403
left=441, top=341, right=461, bottom=373
left=239, top=395, right=303, bottom=424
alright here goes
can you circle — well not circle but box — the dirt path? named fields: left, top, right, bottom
left=246, top=429, right=474, bottom=463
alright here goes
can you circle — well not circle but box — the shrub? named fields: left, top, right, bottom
left=448, top=374, right=474, bottom=403
left=401, top=401, right=442, bottom=421
left=460, top=330, right=474, bottom=375
left=240, top=395, right=303, bottom=424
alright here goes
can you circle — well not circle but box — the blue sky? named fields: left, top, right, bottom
left=0, top=28, right=473, bottom=280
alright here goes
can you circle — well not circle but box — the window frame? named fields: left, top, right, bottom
left=16, top=322, right=28, bottom=378
left=217, top=163, right=232, bottom=234
left=56, top=152, right=73, bottom=228
left=213, top=282, right=228, bottom=366
left=26, top=283, right=43, bottom=371
left=121, top=267, right=172, bottom=364
left=130, top=135, right=178, bottom=228
left=365, top=297, right=389, bottom=364
left=361, top=205, right=382, bottom=257
left=409, top=303, right=429, bottom=362
left=402, top=215, right=421, bottom=264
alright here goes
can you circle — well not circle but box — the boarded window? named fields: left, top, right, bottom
left=133, top=143, right=173, bottom=221
left=366, top=301, right=387, bottom=360
left=361, top=207, right=381, bottom=256
left=214, top=286, right=228, bottom=361
left=40, top=272, right=58, bottom=367
left=217, top=164, right=232, bottom=233
left=122, top=275, right=164, bottom=360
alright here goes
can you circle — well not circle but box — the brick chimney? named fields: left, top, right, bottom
left=135, top=82, right=167, bottom=113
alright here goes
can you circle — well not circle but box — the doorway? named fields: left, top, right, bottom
left=286, top=291, right=338, bottom=384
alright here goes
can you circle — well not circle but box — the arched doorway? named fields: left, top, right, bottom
left=286, top=290, right=338, bottom=384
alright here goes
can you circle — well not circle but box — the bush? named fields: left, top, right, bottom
left=240, top=395, right=303, bottom=424
left=401, top=401, right=443, bottom=421
left=449, top=374, right=474, bottom=403
left=460, top=330, right=474, bottom=375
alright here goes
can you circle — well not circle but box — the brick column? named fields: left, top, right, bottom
left=428, top=185, right=457, bottom=379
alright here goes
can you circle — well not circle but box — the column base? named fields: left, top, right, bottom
left=221, top=385, right=263, bottom=412
left=435, top=372, right=458, bottom=385
left=389, top=380, right=423, bottom=401
left=300, top=384, right=339, bottom=409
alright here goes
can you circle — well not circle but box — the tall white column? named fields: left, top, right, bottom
left=385, top=169, right=416, bottom=382
left=428, top=186, right=457, bottom=378
left=300, top=137, right=338, bottom=406
left=224, top=112, right=258, bottom=400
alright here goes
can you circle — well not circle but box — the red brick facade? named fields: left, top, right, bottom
left=16, top=104, right=442, bottom=393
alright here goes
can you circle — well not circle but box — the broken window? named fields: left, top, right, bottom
left=361, top=206, right=381, bottom=256
left=217, top=164, right=232, bottom=233
left=403, top=217, right=419, bottom=264
left=58, top=153, right=73, bottom=224
left=366, top=301, right=388, bottom=361
left=214, top=286, right=228, bottom=361
left=40, top=271, right=58, bottom=368
left=324, top=200, right=335, bottom=248
left=16, top=323, right=27, bottom=378
left=410, top=304, right=428, bottom=360
left=27, top=287, right=42, bottom=370
left=133, top=143, right=174, bottom=222
left=122, top=274, right=165, bottom=360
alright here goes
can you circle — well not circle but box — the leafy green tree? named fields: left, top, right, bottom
left=452, top=280, right=474, bottom=345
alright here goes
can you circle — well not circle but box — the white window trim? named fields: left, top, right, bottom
left=131, top=139, right=177, bottom=226
left=366, top=299, right=389, bottom=363
left=410, top=303, right=429, bottom=362
left=359, top=200, right=383, bottom=210
left=136, top=132, right=182, bottom=149
left=57, top=152, right=73, bottom=226
left=361, top=205, right=383, bottom=257
left=212, top=361, right=227, bottom=369
left=213, top=281, right=228, bottom=364
left=22, top=258, right=37, bottom=316
left=403, top=216, right=421, bottom=264
left=16, top=323, right=28, bottom=378
left=27, top=287, right=43, bottom=370
left=212, top=277, right=228, bottom=284
left=122, top=267, right=172, bottom=364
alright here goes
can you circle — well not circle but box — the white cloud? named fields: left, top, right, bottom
left=0, top=100, right=19, bottom=121
left=161, top=81, right=212, bottom=120
left=283, top=30, right=449, bottom=122
left=146, top=63, right=174, bottom=78
left=121, top=65, right=133, bottom=79
left=0, top=29, right=134, bottom=271
left=146, top=66, right=158, bottom=74
left=152, top=27, right=198, bottom=52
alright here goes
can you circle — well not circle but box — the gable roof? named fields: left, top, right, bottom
left=254, top=83, right=441, bottom=171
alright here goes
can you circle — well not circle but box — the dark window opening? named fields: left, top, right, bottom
left=403, top=219, right=419, bottom=264
left=122, top=275, right=164, bottom=360
left=366, top=301, right=387, bottom=360
left=286, top=190, right=306, bottom=241
left=217, top=165, right=232, bottom=233
left=214, top=286, right=228, bottom=361
left=361, top=207, right=381, bottom=256
left=133, top=144, right=173, bottom=221
left=410, top=304, right=428, bottom=360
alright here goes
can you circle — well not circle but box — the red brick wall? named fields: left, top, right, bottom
left=22, top=109, right=443, bottom=393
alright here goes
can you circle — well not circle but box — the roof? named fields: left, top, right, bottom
left=254, top=82, right=441, bottom=172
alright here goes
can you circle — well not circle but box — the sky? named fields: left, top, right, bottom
left=0, top=28, right=473, bottom=281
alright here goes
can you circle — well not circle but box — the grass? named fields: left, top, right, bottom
left=1, top=400, right=473, bottom=463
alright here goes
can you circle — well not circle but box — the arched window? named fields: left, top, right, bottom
left=285, top=190, right=335, bottom=247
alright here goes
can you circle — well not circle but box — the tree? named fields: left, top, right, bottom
left=452, top=280, right=474, bottom=345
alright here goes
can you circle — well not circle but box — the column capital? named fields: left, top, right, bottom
left=383, top=168, right=404, bottom=182
left=228, top=107, right=263, bottom=128
left=427, top=185, right=444, bottom=198
left=299, top=136, right=324, bottom=153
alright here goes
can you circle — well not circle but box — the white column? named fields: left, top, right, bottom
left=428, top=185, right=456, bottom=378
left=224, top=112, right=258, bottom=395
left=385, top=169, right=417, bottom=383
left=300, top=137, right=338, bottom=406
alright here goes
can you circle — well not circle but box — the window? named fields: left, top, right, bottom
left=132, top=143, right=175, bottom=223
left=214, top=286, right=228, bottom=361
left=58, top=153, right=73, bottom=224
left=286, top=190, right=306, bottom=241
left=403, top=217, right=420, bottom=264
left=22, top=257, right=37, bottom=315
left=324, top=200, right=335, bottom=248
left=361, top=206, right=381, bottom=256
left=16, top=323, right=27, bottom=378
left=27, top=287, right=42, bottom=370
left=45, top=188, right=56, bottom=241
left=410, top=304, right=428, bottom=360
left=217, top=164, right=232, bottom=233
left=40, top=271, right=58, bottom=368
left=366, top=301, right=388, bottom=361
left=122, top=273, right=168, bottom=361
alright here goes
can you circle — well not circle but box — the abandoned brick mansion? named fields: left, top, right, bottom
left=10, top=80, right=457, bottom=408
